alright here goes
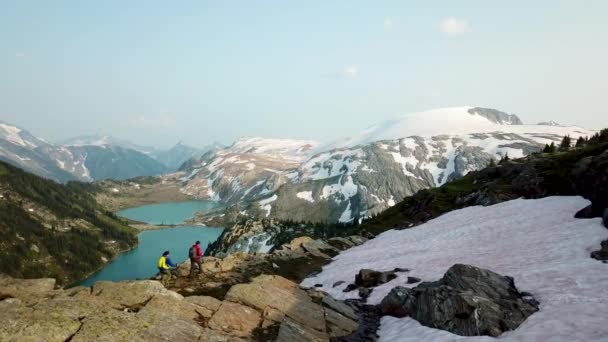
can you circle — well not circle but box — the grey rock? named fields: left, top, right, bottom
left=358, top=288, right=372, bottom=300
left=355, top=269, right=397, bottom=288
left=379, top=286, right=416, bottom=318
left=467, top=107, right=523, bottom=125
left=332, top=281, right=345, bottom=288
left=380, top=264, right=539, bottom=337
left=322, top=296, right=358, bottom=321
left=407, top=277, right=421, bottom=284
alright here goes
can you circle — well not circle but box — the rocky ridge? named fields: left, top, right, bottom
left=0, top=233, right=371, bottom=342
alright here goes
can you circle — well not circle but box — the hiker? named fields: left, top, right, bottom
left=157, top=250, right=178, bottom=284
left=189, top=240, right=203, bottom=277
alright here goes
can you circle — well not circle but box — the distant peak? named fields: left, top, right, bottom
left=467, top=107, right=524, bottom=125
left=537, top=121, right=561, bottom=127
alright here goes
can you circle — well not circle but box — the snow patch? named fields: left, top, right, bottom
left=296, top=191, right=315, bottom=203
left=302, top=196, right=608, bottom=341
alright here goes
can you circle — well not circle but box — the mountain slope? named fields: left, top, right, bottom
left=67, top=145, right=169, bottom=180
left=0, top=160, right=138, bottom=284
left=180, top=137, right=318, bottom=204
left=153, top=141, right=222, bottom=171
left=0, top=122, right=170, bottom=182
left=0, top=122, right=91, bottom=182
left=359, top=130, right=608, bottom=235
left=219, top=108, right=595, bottom=224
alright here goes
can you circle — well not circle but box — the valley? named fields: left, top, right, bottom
left=1, top=108, right=606, bottom=341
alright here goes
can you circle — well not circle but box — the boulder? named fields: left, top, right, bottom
left=321, top=296, right=358, bottom=321
left=407, top=276, right=421, bottom=284
left=301, top=239, right=340, bottom=259
left=358, top=287, right=372, bottom=300
left=379, top=286, right=416, bottom=318
left=346, top=236, right=368, bottom=246
left=324, top=307, right=358, bottom=338
left=184, top=295, right=222, bottom=318
left=276, top=318, right=329, bottom=342
left=380, top=264, right=539, bottom=337
left=137, top=295, right=201, bottom=321
left=69, top=309, right=151, bottom=342
left=225, top=275, right=326, bottom=333
left=0, top=297, right=101, bottom=342
left=284, top=236, right=314, bottom=251
left=207, top=301, right=261, bottom=337
left=355, top=269, right=397, bottom=288
left=326, top=237, right=355, bottom=251
left=176, top=258, right=191, bottom=277
left=202, top=258, right=222, bottom=273
left=91, top=280, right=183, bottom=308
left=591, top=240, right=608, bottom=261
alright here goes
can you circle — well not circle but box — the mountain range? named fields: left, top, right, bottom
left=1, top=106, right=597, bottom=225
left=178, top=107, right=596, bottom=224
left=0, top=123, right=219, bottom=182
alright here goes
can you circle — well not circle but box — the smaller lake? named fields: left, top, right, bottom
left=79, top=201, right=223, bottom=286
left=118, top=200, right=219, bottom=225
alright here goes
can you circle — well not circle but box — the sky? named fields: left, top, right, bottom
left=1, top=0, right=607, bottom=149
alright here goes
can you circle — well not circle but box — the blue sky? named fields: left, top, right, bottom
left=2, top=1, right=607, bottom=148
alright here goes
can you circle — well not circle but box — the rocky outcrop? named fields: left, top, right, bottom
left=380, top=264, right=539, bottom=337
left=467, top=107, right=523, bottom=125
left=0, top=272, right=361, bottom=342
left=206, top=217, right=368, bottom=259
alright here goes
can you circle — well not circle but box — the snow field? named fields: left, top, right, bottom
left=302, top=197, right=608, bottom=341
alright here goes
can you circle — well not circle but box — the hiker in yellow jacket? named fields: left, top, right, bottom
left=157, top=250, right=178, bottom=285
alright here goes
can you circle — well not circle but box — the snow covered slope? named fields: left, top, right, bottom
left=302, top=196, right=608, bottom=341
left=180, top=137, right=318, bottom=204
left=182, top=107, right=596, bottom=225
left=319, top=107, right=588, bottom=150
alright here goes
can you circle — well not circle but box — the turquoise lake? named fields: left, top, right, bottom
left=80, top=201, right=223, bottom=286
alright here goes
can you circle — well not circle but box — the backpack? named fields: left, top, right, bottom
left=188, top=246, right=196, bottom=259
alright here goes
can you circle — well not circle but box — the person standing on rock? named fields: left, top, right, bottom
left=189, top=241, right=203, bottom=277
left=158, top=250, right=178, bottom=284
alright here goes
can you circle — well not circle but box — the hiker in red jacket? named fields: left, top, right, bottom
left=189, top=241, right=203, bottom=277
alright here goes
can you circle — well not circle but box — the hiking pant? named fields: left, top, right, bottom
left=159, top=268, right=177, bottom=285
left=190, top=257, right=202, bottom=277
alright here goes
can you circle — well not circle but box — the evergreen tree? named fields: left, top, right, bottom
left=488, top=158, right=497, bottom=167
left=542, top=144, right=551, bottom=153
left=559, top=135, right=571, bottom=151
left=575, top=136, right=586, bottom=148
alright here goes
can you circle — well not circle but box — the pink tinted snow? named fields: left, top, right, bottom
left=302, top=196, right=608, bottom=341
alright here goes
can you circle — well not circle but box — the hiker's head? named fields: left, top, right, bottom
left=195, top=241, right=200, bottom=245
left=163, top=251, right=170, bottom=256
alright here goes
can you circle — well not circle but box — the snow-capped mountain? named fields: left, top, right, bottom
left=180, top=137, right=318, bottom=204
left=180, top=107, right=595, bottom=224
left=62, top=135, right=218, bottom=171
left=61, top=135, right=157, bottom=155
left=0, top=121, right=90, bottom=182
left=0, top=122, right=169, bottom=182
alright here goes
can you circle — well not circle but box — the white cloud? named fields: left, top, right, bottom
left=126, top=114, right=176, bottom=128
left=438, top=17, right=471, bottom=36
left=326, top=66, right=359, bottom=79
left=384, top=17, right=394, bottom=32
left=15, top=52, right=25, bottom=58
